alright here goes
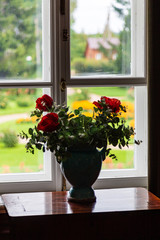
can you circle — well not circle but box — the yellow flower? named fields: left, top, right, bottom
left=16, top=118, right=24, bottom=124
left=121, top=101, right=134, bottom=119
left=31, top=116, right=38, bottom=123
left=25, top=118, right=30, bottom=122
left=72, top=100, right=94, bottom=110
left=83, top=112, right=93, bottom=118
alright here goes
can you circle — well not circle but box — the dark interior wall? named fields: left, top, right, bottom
left=148, top=0, right=160, bottom=197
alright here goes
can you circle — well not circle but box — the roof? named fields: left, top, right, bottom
left=87, top=37, right=120, bottom=50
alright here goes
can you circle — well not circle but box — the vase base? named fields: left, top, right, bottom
left=68, top=187, right=96, bottom=203
left=68, top=196, right=96, bottom=203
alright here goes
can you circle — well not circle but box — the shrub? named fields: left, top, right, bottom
left=16, top=96, right=33, bottom=107
left=70, top=88, right=90, bottom=101
left=71, top=58, right=116, bottom=74
left=2, top=130, right=18, bottom=148
left=0, top=95, right=8, bottom=109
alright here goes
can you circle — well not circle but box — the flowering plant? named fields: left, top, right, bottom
left=20, top=94, right=140, bottom=163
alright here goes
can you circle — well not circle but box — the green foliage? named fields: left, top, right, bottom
left=72, top=58, right=116, bottom=74
left=0, top=0, right=41, bottom=79
left=70, top=0, right=87, bottom=62
left=112, top=0, right=130, bottom=18
left=0, top=94, right=8, bottom=109
left=69, top=88, right=90, bottom=101
left=19, top=95, right=137, bottom=163
left=2, top=130, right=18, bottom=148
left=16, top=96, right=33, bottom=107
left=112, top=0, right=131, bottom=74
left=70, top=0, right=77, bottom=26
left=70, top=32, right=87, bottom=62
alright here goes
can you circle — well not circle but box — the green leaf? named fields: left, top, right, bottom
left=28, top=128, right=33, bottom=135
left=58, top=111, right=65, bottom=117
left=74, top=109, right=79, bottom=115
left=106, top=148, right=111, bottom=156
left=135, top=140, right=142, bottom=145
left=90, top=127, right=98, bottom=134
left=36, top=143, right=42, bottom=150
left=94, top=107, right=99, bottom=112
left=78, top=107, right=83, bottom=111
left=118, top=143, right=122, bottom=149
left=69, top=114, right=74, bottom=118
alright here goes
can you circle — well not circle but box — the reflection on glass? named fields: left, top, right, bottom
left=70, top=0, right=131, bottom=76
left=67, top=86, right=135, bottom=170
left=0, top=0, right=42, bottom=80
left=0, top=88, right=43, bottom=174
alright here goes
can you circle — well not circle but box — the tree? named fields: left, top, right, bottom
left=0, top=0, right=41, bottom=79
left=70, top=0, right=87, bottom=62
left=112, top=0, right=131, bottom=74
left=70, top=0, right=77, bottom=27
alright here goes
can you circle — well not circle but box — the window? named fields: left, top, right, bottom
left=67, top=0, right=147, bottom=189
left=0, top=0, right=147, bottom=193
left=0, top=0, right=62, bottom=193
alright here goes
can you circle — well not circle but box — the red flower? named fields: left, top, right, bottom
left=37, top=113, right=59, bottom=132
left=36, top=94, right=53, bottom=111
left=93, top=101, right=103, bottom=109
left=110, top=98, right=121, bottom=113
left=101, top=96, right=121, bottom=113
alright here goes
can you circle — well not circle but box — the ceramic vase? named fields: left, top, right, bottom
left=60, top=147, right=105, bottom=203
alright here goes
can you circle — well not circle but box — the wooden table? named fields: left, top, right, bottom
left=2, top=188, right=160, bottom=240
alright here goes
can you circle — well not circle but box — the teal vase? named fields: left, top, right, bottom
left=60, top=147, right=105, bottom=203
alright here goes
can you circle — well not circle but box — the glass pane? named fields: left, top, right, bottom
left=70, top=0, right=131, bottom=76
left=0, top=88, right=44, bottom=174
left=67, top=86, right=135, bottom=170
left=0, top=0, right=50, bottom=81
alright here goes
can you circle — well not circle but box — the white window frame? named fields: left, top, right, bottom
left=64, top=0, right=148, bottom=189
left=0, top=0, right=148, bottom=193
left=0, top=0, right=63, bottom=193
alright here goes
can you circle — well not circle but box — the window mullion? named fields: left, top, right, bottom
left=57, top=0, right=70, bottom=105
left=131, top=0, right=145, bottom=77
left=67, top=77, right=146, bottom=87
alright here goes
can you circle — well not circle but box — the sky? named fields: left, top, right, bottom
left=72, top=0, right=125, bottom=34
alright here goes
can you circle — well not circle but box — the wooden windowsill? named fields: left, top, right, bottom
left=2, top=188, right=160, bottom=240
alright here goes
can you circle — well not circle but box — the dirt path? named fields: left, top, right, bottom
left=0, top=113, right=29, bottom=124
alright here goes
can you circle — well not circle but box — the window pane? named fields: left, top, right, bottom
left=0, top=88, right=44, bottom=174
left=67, top=86, right=135, bottom=170
left=70, top=0, right=131, bottom=77
left=0, top=0, right=50, bottom=81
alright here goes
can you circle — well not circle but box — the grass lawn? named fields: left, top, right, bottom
left=102, top=148, right=134, bottom=169
left=0, top=120, right=36, bottom=133
left=0, top=101, right=34, bottom=116
left=0, top=143, right=43, bottom=173
left=88, top=87, right=129, bottom=98
left=0, top=142, right=134, bottom=174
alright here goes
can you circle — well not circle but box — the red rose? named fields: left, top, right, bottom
left=37, top=113, right=59, bottom=132
left=93, top=101, right=103, bottom=109
left=36, top=94, right=53, bottom=111
left=101, top=96, right=121, bottom=113
left=109, top=98, right=121, bottom=113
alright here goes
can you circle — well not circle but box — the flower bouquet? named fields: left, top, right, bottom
left=20, top=94, right=140, bottom=202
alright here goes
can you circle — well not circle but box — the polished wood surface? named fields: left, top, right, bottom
left=3, top=187, right=160, bottom=217
left=2, top=188, right=160, bottom=240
